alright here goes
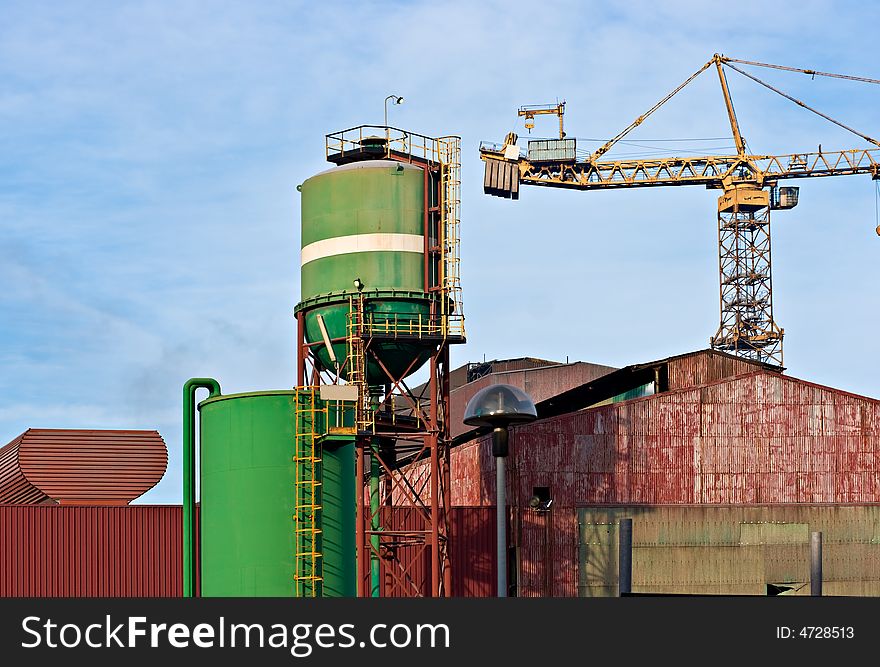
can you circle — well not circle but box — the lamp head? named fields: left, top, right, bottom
left=463, top=383, right=537, bottom=430
left=353, top=277, right=365, bottom=292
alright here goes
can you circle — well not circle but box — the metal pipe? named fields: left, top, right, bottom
left=182, top=377, right=221, bottom=598
left=811, top=531, right=823, bottom=597
left=441, top=345, right=452, bottom=596
left=429, top=354, right=440, bottom=597
left=369, top=440, right=381, bottom=597
left=496, top=453, right=507, bottom=597
left=316, top=314, right=338, bottom=368
left=355, top=438, right=365, bottom=597
left=619, top=518, right=633, bottom=597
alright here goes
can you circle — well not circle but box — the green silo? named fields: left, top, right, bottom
left=295, top=159, right=437, bottom=383
left=197, top=390, right=355, bottom=597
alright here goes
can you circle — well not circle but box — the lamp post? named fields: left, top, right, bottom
left=463, top=384, right=537, bottom=597
left=384, top=94, right=404, bottom=128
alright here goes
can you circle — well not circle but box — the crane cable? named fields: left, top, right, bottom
left=588, top=57, right=716, bottom=163
left=721, top=57, right=880, bottom=86
left=722, top=61, right=880, bottom=149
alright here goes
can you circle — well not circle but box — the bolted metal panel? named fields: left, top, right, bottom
left=527, top=138, right=577, bottom=162
left=0, top=429, right=167, bottom=505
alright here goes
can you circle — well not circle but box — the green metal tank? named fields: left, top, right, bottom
left=198, top=390, right=355, bottom=597
left=295, top=159, right=436, bottom=383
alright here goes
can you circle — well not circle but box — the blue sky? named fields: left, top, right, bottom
left=1, top=1, right=878, bottom=503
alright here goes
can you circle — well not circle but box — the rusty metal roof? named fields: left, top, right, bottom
left=538, top=349, right=783, bottom=420
left=0, top=429, right=167, bottom=505
left=452, top=349, right=783, bottom=447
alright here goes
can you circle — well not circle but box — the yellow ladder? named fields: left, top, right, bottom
left=293, top=387, right=324, bottom=596
left=438, top=136, right=465, bottom=338
left=347, top=296, right=373, bottom=434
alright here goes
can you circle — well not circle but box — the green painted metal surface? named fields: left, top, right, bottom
left=320, top=434, right=356, bottom=597
left=296, top=159, right=435, bottom=382
left=198, top=390, right=355, bottom=597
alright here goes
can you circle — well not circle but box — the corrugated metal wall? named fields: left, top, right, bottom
left=0, top=503, right=488, bottom=598
left=665, top=351, right=774, bottom=391
left=0, top=434, right=46, bottom=504
left=360, top=506, right=496, bottom=598
left=444, top=370, right=880, bottom=507
left=424, top=367, right=880, bottom=596
left=0, top=505, right=193, bottom=597
left=578, top=505, right=880, bottom=597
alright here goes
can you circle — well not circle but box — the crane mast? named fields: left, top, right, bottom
left=480, top=54, right=880, bottom=366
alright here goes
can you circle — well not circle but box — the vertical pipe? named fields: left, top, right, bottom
left=182, top=377, right=221, bottom=598
left=429, top=353, right=440, bottom=597
left=619, top=518, right=633, bottom=597
left=355, top=438, right=365, bottom=598
left=811, top=531, right=823, bottom=597
left=369, top=440, right=381, bottom=597
left=441, top=345, right=452, bottom=596
left=496, top=455, right=507, bottom=598
left=544, top=507, right=552, bottom=597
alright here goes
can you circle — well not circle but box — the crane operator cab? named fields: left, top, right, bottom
left=770, top=185, right=799, bottom=210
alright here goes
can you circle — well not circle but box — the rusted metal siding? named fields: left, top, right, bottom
left=665, top=350, right=775, bottom=391
left=0, top=505, right=185, bottom=597
left=0, top=429, right=167, bottom=505
left=578, top=505, right=880, bottom=597
left=424, top=367, right=880, bottom=596
left=445, top=370, right=880, bottom=508
left=450, top=506, right=496, bottom=597
left=450, top=362, right=616, bottom=437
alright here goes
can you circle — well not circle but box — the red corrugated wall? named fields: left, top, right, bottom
left=0, top=505, right=196, bottom=597
left=0, top=503, right=490, bottom=597
left=444, top=370, right=880, bottom=507
left=358, top=506, right=496, bottom=598
left=426, top=368, right=880, bottom=596
left=665, top=351, right=774, bottom=391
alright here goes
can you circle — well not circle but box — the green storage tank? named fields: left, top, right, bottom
left=295, top=159, right=437, bottom=383
left=198, top=390, right=355, bottom=597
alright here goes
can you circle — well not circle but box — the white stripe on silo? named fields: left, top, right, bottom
left=301, top=233, right=424, bottom=266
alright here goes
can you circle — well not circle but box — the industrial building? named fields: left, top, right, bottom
left=3, top=61, right=880, bottom=597
left=403, top=349, right=880, bottom=596
left=2, top=348, right=879, bottom=597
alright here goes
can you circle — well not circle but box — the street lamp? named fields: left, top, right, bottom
left=463, top=383, right=537, bottom=597
left=384, top=94, right=403, bottom=128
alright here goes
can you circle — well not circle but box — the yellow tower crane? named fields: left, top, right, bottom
left=480, top=54, right=880, bottom=366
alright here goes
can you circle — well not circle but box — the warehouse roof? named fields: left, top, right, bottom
left=452, top=349, right=782, bottom=446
